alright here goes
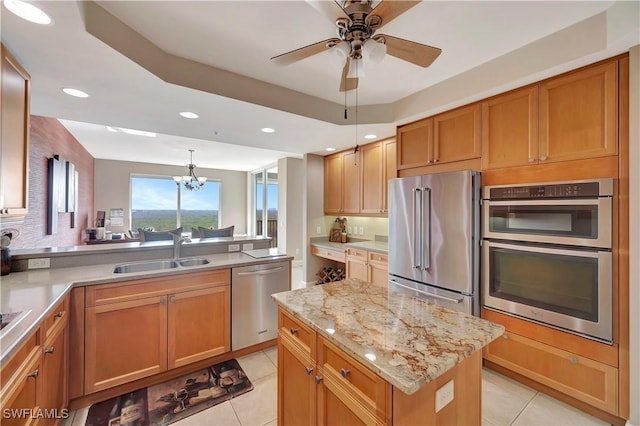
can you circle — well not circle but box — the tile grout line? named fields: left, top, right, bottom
left=509, top=390, right=539, bottom=425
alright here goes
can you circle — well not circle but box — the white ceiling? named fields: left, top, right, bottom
left=1, top=1, right=638, bottom=171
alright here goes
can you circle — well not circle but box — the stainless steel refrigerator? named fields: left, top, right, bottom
left=388, top=170, right=481, bottom=315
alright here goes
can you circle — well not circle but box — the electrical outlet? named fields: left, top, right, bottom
left=228, top=244, right=240, bottom=252
left=316, top=226, right=322, bottom=234
left=435, top=380, right=454, bottom=413
left=295, top=248, right=300, bottom=255
left=242, top=243, right=254, bottom=250
left=358, top=226, right=364, bottom=235
left=28, top=258, right=50, bottom=269
left=348, top=226, right=352, bottom=234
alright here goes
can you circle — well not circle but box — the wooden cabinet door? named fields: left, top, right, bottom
left=367, top=252, right=388, bottom=288
left=397, top=118, right=432, bottom=169
left=278, top=333, right=315, bottom=426
left=0, top=43, right=30, bottom=218
left=360, top=142, right=383, bottom=214
left=482, top=86, right=539, bottom=169
left=324, top=153, right=343, bottom=214
left=41, top=321, right=68, bottom=416
left=433, top=103, right=481, bottom=164
left=382, top=138, right=396, bottom=213
left=85, top=296, right=168, bottom=393
left=317, top=380, right=367, bottom=426
left=540, top=61, right=618, bottom=163
left=1, top=351, right=41, bottom=426
left=346, top=249, right=368, bottom=281
left=341, top=151, right=360, bottom=214
left=167, top=285, right=230, bottom=369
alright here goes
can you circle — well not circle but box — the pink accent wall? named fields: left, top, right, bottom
left=9, top=116, right=94, bottom=249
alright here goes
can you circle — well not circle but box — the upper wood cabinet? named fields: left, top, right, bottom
left=482, top=86, right=539, bottom=170
left=382, top=139, right=396, bottom=212
left=540, top=61, right=618, bottom=163
left=324, top=153, right=343, bottom=214
left=397, top=104, right=481, bottom=171
left=324, top=150, right=359, bottom=215
left=0, top=43, right=30, bottom=220
left=433, top=103, right=482, bottom=164
left=360, top=137, right=396, bottom=214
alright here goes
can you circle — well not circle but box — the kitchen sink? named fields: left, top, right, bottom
left=113, top=260, right=179, bottom=274
left=0, top=310, right=31, bottom=334
left=178, top=258, right=210, bottom=267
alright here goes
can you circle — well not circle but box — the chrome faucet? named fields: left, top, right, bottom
left=173, top=234, right=191, bottom=259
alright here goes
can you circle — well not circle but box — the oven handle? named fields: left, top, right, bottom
left=390, top=280, right=463, bottom=304
left=486, top=198, right=603, bottom=206
left=483, top=240, right=604, bottom=257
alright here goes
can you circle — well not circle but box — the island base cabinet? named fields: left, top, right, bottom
left=483, top=331, right=618, bottom=415
left=277, top=331, right=315, bottom=426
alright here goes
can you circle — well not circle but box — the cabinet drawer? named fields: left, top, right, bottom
left=0, top=331, right=40, bottom=395
left=311, top=246, right=345, bottom=263
left=346, top=248, right=367, bottom=259
left=484, top=331, right=618, bottom=414
left=43, top=297, right=68, bottom=340
left=86, top=269, right=230, bottom=306
left=278, top=308, right=314, bottom=355
left=317, top=337, right=389, bottom=415
left=367, top=251, right=388, bottom=265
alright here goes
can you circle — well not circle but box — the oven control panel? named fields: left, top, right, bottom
left=488, top=181, right=601, bottom=200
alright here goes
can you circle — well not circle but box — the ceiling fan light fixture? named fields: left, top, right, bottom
left=346, top=58, right=365, bottom=79
left=363, top=38, right=386, bottom=65
left=329, top=41, right=350, bottom=69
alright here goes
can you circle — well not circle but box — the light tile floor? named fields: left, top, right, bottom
left=65, top=345, right=608, bottom=426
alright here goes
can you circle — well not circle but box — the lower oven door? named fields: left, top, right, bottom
left=482, top=240, right=612, bottom=343
left=388, top=275, right=474, bottom=315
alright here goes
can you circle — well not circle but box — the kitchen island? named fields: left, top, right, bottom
left=272, top=279, right=504, bottom=425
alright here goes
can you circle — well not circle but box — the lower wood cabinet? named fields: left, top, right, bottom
left=484, top=330, right=618, bottom=415
left=346, top=248, right=388, bottom=287
left=0, top=296, right=70, bottom=426
left=84, top=270, right=230, bottom=394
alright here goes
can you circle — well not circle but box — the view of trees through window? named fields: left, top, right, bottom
left=131, top=176, right=221, bottom=232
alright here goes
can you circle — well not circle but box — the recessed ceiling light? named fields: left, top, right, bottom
left=119, top=127, right=156, bottom=137
left=364, top=134, right=377, bottom=140
left=62, top=88, right=89, bottom=98
left=325, top=147, right=336, bottom=152
left=3, top=0, right=52, bottom=25
left=261, top=127, right=275, bottom=133
left=106, top=126, right=117, bottom=133
left=180, top=112, right=199, bottom=119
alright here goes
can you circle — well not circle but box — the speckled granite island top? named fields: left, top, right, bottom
left=272, top=278, right=504, bottom=395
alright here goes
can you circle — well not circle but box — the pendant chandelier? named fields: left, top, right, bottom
left=173, top=149, right=206, bottom=191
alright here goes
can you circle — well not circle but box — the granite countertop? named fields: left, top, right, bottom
left=311, top=239, right=388, bottom=254
left=272, top=279, right=504, bottom=395
left=0, top=252, right=292, bottom=366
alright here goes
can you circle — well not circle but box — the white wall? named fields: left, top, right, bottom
left=94, top=159, right=247, bottom=234
left=303, top=154, right=327, bottom=283
left=277, top=157, right=304, bottom=260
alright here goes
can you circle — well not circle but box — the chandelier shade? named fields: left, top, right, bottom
left=174, top=149, right=206, bottom=191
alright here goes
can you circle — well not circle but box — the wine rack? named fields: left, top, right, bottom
left=315, top=266, right=345, bottom=285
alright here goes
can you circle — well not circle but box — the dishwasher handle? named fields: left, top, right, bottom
left=236, top=266, right=285, bottom=276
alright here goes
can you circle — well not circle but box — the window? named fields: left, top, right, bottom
left=131, top=175, right=221, bottom=232
left=251, top=166, right=278, bottom=247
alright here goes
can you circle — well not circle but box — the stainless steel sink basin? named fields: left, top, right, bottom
left=179, top=258, right=210, bottom=267
left=0, top=310, right=31, bottom=335
left=113, top=260, right=179, bottom=274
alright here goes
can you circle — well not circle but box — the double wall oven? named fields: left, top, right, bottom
left=482, top=179, right=613, bottom=344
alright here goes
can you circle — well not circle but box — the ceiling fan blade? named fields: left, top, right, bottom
left=305, top=0, right=349, bottom=22
left=379, top=34, right=442, bottom=67
left=271, top=38, right=339, bottom=65
left=339, top=61, right=358, bottom=92
left=370, top=1, right=420, bottom=28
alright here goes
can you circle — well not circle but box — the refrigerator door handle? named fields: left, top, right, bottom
left=413, top=188, right=423, bottom=269
left=422, top=188, right=431, bottom=271
left=390, top=279, right=464, bottom=304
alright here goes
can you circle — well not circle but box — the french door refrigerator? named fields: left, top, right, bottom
left=388, top=170, right=481, bottom=315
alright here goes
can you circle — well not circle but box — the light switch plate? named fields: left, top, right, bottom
left=435, top=380, right=454, bottom=413
left=228, top=244, right=240, bottom=252
left=242, top=243, right=254, bottom=250
left=28, top=258, right=50, bottom=269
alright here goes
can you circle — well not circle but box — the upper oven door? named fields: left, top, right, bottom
left=482, top=198, right=611, bottom=248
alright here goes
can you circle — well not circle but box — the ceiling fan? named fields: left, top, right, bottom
left=271, top=0, right=442, bottom=92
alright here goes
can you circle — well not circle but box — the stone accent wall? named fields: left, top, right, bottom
left=9, top=116, right=94, bottom=249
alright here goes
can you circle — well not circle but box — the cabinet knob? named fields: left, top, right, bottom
left=289, top=327, right=298, bottom=335
left=304, top=367, right=313, bottom=375
left=528, top=157, right=535, bottom=163
left=45, top=347, right=55, bottom=354
left=170, top=296, right=177, bottom=303
left=28, top=369, right=39, bottom=378
left=314, top=376, right=323, bottom=385
left=55, top=311, right=64, bottom=318
left=340, top=368, right=350, bottom=378
left=502, top=334, right=509, bottom=339
left=569, top=357, right=578, bottom=364
left=160, top=298, right=166, bottom=304
left=540, top=155, right=548, bottom=161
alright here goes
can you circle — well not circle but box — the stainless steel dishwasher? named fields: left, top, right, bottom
left=231, top=261, right=290, bottom=350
